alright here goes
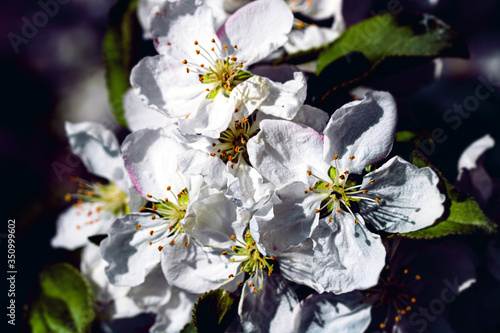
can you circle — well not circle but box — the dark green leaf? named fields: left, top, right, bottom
left=316, top=13, right=469, bottom=96
left=395, top=130, right=418, bottom=143
left=104, top=0, right=142, bottom=126
left=181, top=322, right=197, bottom=333
left=392, top=151, right=496, bottom=239
left=28, top=263, right=94, bottom=333
left=192, top=289, right=240, bottom=333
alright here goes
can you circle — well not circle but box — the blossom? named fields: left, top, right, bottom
left=131, top=0, right=307, bottom=138
left=247, top=91, right=445, bottom=293
left=51, top=122, right=143, bottom=250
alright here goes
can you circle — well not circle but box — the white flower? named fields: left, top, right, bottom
left=131, top=0, right=307, bottom=138
left=247, top=91, right=445, bottom=293
left=51, top=122, right=143, bottom=250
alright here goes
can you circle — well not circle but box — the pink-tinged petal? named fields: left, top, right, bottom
left=323, top=91, right=397, bottom=174
left=217, top=0, right=293, bottom=65
left=121, top=128, right=188, bottom=200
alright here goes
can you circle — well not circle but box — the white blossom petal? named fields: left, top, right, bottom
left=312, top=216, right=385, bottom=294
left=276, top=239, right=324, bottom=293
left=323, top=91, right=397, bottom=174
left=101, top=213, right=162, bottom=287
left=258, top=72, right=308, bottom=120
left=51, top=203, right=113, bottom=250
left=123, top=89, right=173, bottom=131
left=178, top=149, right=226, bottom=189
left=250, top=182, right=323, bottom=253
left=248, top=119, right=329, bottom=187
left=216, top=0, right=293, bottom=65
left=65, top=122, right=130, bottom=192
left=161, top=240, right=242, bottom=294
left=284, top=25, right=340, bottom=54
left=239, top=273, right=298, bottom=333
left=292, top=291, right=371, bottom=333
left=292, top=104, right=330, bottom=133
left=183, top=193, right=247, bottom=249
left=360, top=156, right=445, bottom=233
left=122, top=128, right=189, bottom=200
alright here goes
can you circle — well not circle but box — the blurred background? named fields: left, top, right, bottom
left=0, top=0, right=499, bottom=332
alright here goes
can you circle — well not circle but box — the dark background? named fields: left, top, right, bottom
left=1, top=0, right=499, bottom=332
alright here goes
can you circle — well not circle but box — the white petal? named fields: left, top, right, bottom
left=150, top=0, right=217, bottom=58
left=123, top=89, right=173, bottom=131
left=183, top=193, right=247, bottom=249
left=130, top=55, right=207, bottom=117
left=225, top=162, right=275, bottom=211
left=312, top=216, right=386, bottom=294
left=51, top=203, right=113, bottom=250
left=258, top=72, right=308, bottom=120
left=458, top=134, right=495, bottom=172
left=137, top=0, right=162, bottom=39
left=101, top=213, right=162, bottom=286
left=178, top=149, right=227, bottom=189
left=216, top=0, right=293, bottom=65
left=294, top=0, right=342, bottom=20
left=231, top=75, right=271, bottom=117
left=284, top=25, right=340, bottom=54
left=251, top=182, right=323, bottom=253
left=122, top=128, right=188, bottom=200
left=239, top=274, right=299, bottom=333
left=293, top=291, right=372, bottom=333
left=177, top=93, right=236, bottom=138
left=161, top=240, right=242, bottom=294
left=248, top=119, right=329, bottom=187
left=323, top=91, right=397, bottom=174
left=276, top=239, right=324, bottom=293
left=360, top=156, right=445, bottom=233
left=292, top=104, right=330, bottom=133
left=151, top=287, right=197, bottom=333
left=65, top=122, right=130, bottom=192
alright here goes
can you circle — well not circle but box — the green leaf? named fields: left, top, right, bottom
left=316, top=13, right=469, bottom=96
left=28, top=263, right=95, bottom=333
left=104, top=0, right=142, bottom=126
left=181, top=322, right=197, bottom=333
left=192, top=289, right=240, bottom=333
left=392, top=151, right=496, bottom=239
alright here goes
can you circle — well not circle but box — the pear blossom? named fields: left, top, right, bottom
left=131, top=0, right=307, bottom=138
left=162, top=190, right=322, bottom=332
left=51, top=122, right=143, bottom=250
left=247, top=91, right=445, bottom=293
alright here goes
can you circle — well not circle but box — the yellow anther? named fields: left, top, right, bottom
left=363, top=190, right=368, bottom=194
left=350, top=156, right=356, bottom=160
left=253, top=288, right=259, bottom=293
left=211, top=38, right=215, bottom=43
left=380, top=323, right=386, bottom=329
left=230, top=235, right=236, bottom=239
left=182, top=59, right=187, bottom=64
left=183, top=242, right=188, bottom=247
left=150, top=230, right=154, bottom=236
left=307, top=170, right=312, bottom=175
left=245, top=233, right=251, bottom=238
left=395, top=316, right=400, bottom=323
left=328, top=218, right=333, bottom=223
left=354, top=219, right=358, bottom=224
left=136, top=224, right=141, bottom=230
left=148, top=241, right=153, bottom=246
left=415, top=275, right=421, bottom=280
left=170, top=239, right=175, bottom=244
left=222, top=251, right=228, bottom=255
left=167, top=186, right=171, bottom=191
left=158, top=245, right=163, bottom=251
left=238, top=282, right=244, bottom=286
left=370, top=180, right=375, bottom=184
left=249, top=283, right=255, bottom=288
left=375, top=198, right=381, bottom=203
left=228, top=274, right=234, bottom=278
left=314, top=209, right=320, bottom=214
left=336, top=209, right=342, bottom=214
left=404, top=269, right=408, bottom=274
left=195, top=50, right=200, bottom=54
left=223, top=45, right=228, bottom=50
left=152, top=206, right=158, bottom=211
left=151, top=215, right=156, bottom=220
left=411, top=298, right=416, bottom=303
left=194, top=41, right=198, bottom=45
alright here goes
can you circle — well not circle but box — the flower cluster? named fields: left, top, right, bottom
left=52, top=1, right=490, bottom=332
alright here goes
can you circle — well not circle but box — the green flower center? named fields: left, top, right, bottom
left=222, top=231, right=275, bottom=293
left=210, top=113, right=259, bottom=166
left=305, top=155, right=380, bottom=223
left=182, top=40, right=252, bottom=99
left=66, top=177, right=130, bottom=216
left=137, top=187, right=190, bottom=251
